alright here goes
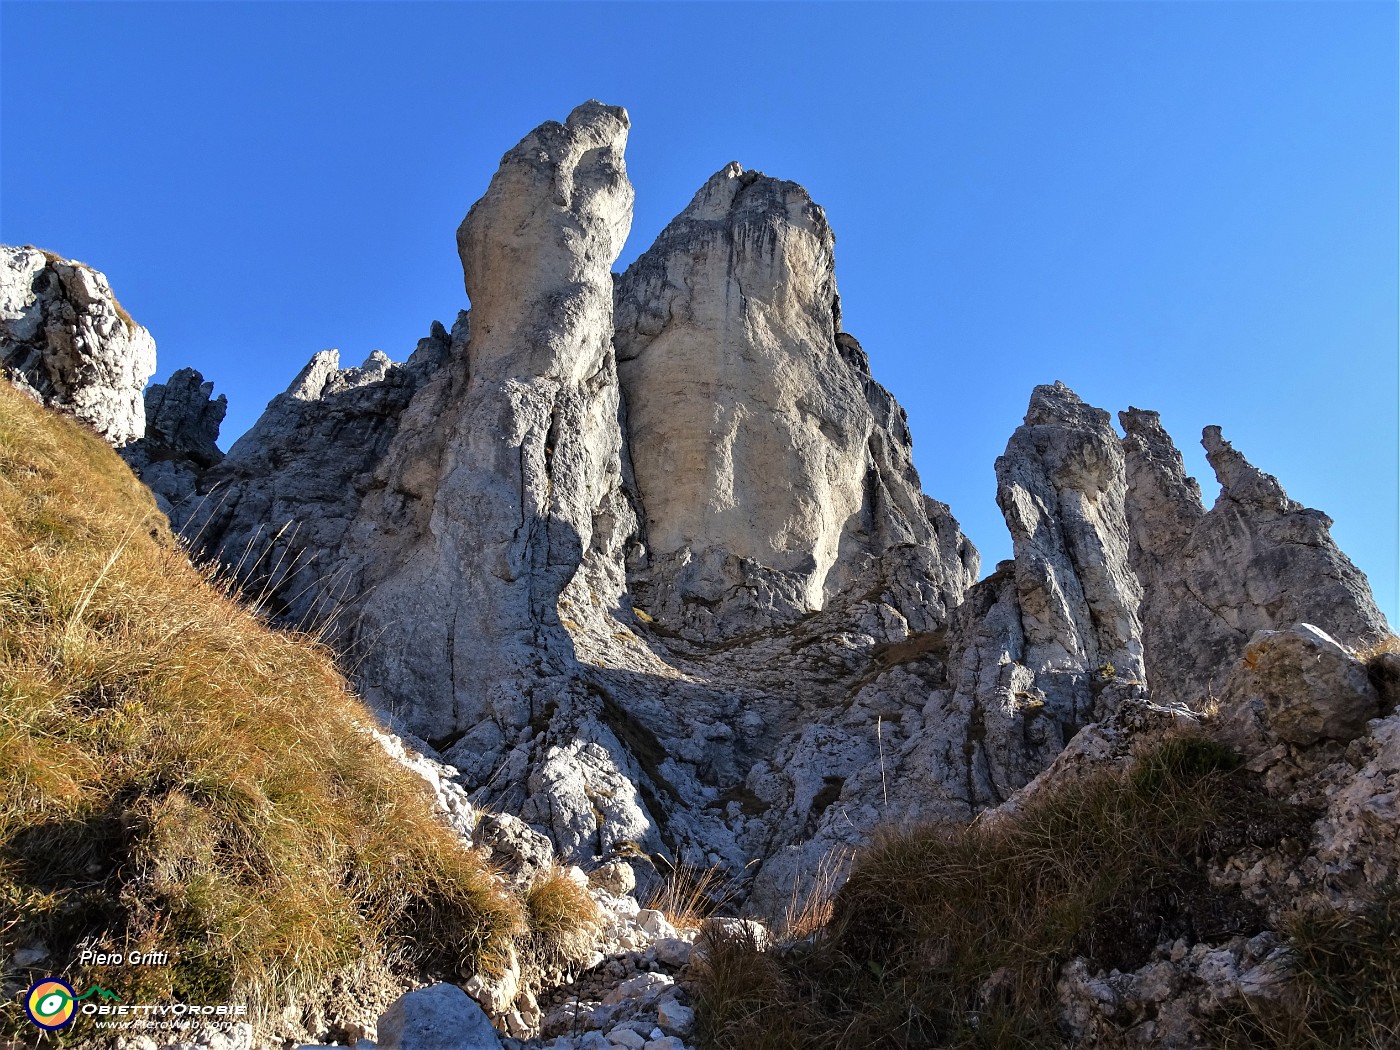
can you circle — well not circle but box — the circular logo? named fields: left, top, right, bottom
left=25, top=978, right=76, bottom=1030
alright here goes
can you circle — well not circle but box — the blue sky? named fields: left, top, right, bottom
left=2, top=2, right=1396, bottom=624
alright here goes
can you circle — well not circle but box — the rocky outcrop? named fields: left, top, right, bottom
left=614, top=163, right=975, bottom=642
left=52, top=102, right=1389, bottom=928
left=1036, top=626, right=1400, bottom=1047
left=995, top=381, right=1147, bottom=736
left=186, top=326, right=456, bottom=625
left=118, top=367, right=227, bottom=514
left=1121, top=408, right=1389, bottom=706
left=141, top=366, right=226, bottom=465
left=337, top=100, right=638, bottom=736
left=0, top=244, right=155, bottom=445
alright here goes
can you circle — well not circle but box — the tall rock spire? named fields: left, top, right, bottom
left=347, top=101, right=638, bottom=735
left=994, top=381, right=1146, bottom=733
left=614, top=162, right=975, bottom=642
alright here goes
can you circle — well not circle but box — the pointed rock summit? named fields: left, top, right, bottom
left=1122, top=409, right=1389, bottom=705
left=342, top=99, right=638, bottom=733
left=118, top=366, right=227, bottom=513
left=996, top=381, right=1146, bottom=730
left=615, top=162, right=975, bottom=641
left=10, top=103, right=1390, bottom=913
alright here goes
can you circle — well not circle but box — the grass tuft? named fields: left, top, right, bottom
left=1213, top=887, right=1400, bottom=1048
left=524, top=866, right=602, bottom=967
left=646, top=862, right=736, bottom=932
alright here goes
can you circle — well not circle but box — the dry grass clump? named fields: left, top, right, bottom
left=646, top=862, right=737, bottom=932
left=1213, top=887, right=1400, bottom=1049
left=779, top=847, right=850, bottom=942
left=525, top=866, right=602, bottom=967
left=0, top=384, right=524, bottom=1038
left=690, top=920, right=802, bottom=1049
left=693, top=734, right=1306, bottom=1049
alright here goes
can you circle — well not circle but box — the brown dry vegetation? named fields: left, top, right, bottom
left=692, top=734, right=1400, bottom=1049
left=647, top=863, right=738, bottom=932
left=525, top=866, right=603, bottom=968
left=0, top=384, right=525, bottom=1041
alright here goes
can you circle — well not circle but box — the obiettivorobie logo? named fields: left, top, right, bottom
left=24, top=978, right=121, bottom=1030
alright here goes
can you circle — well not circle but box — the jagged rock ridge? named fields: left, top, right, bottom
left=2, top=102, right=1390, bottom=917
left=1121, top=407, right=1389, bottom=706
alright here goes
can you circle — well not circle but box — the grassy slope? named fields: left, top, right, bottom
left=0, top=383, right=525, bottom=1040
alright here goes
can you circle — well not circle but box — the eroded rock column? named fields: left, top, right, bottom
left=349, top=101, right=637, bottom=737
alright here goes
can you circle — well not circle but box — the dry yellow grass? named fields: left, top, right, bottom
left=524, top=866, right=602, bottom=967
left=646, top=862, right=737, bottom=932
left=778, top=846, right=851, bottom=941
left=0, top=384, right=525, bottom=1039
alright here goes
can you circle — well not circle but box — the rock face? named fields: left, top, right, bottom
left=187, top=328, right=455, bottom=626
left=33, top=102, right=1390, bottom=921
left=1020, top=624, right=1400, bottom=1048
left=119, top=366, right=227, bottom=514
left=0, top=244, right=155, bottom=445
left=340, top=99, right=637, bottom=734
left=995, top=382, right=1146, bottom=737
left=1121, top=408, right=1389, bottom=706
left=614, top=164, right=975, bottom=641
left=1219, top=623, right=1381, bottom=748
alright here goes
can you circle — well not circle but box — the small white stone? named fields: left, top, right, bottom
left=635, top=909, right=677, bottom=940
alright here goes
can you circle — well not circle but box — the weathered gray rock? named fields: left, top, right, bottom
left=464, top=945, right=522, bottom=1018
left=1056, top=934, right=1292, bottom=1049
left=141, top=366, right=226, bottom=466
left=377, top=983, right=502, bottom=1050
left=1312, top=707, right=1400, bottom=903
left=1122, top=409, right=1390, bottom=705
left=188, top=325, right=455, bottom=625
left=995, top=382, right=1146, bottom=736
left=1219, top=624, right=1380, bottom=748
left=1, top=244, right=155, bottom=445
left=119, top=367, right=227, bottom=514
left=475, top=813, right=556, bottom=889
left=614, top=164, right=975, bottom=642
left=151, top=104, right=1393, bottom=929
left=589, top=859, right=636, bottom=897
left=337, top=100, right=636, bottom=737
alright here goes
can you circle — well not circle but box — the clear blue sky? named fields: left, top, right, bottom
left=3, top=2, right=1396, bottom=625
